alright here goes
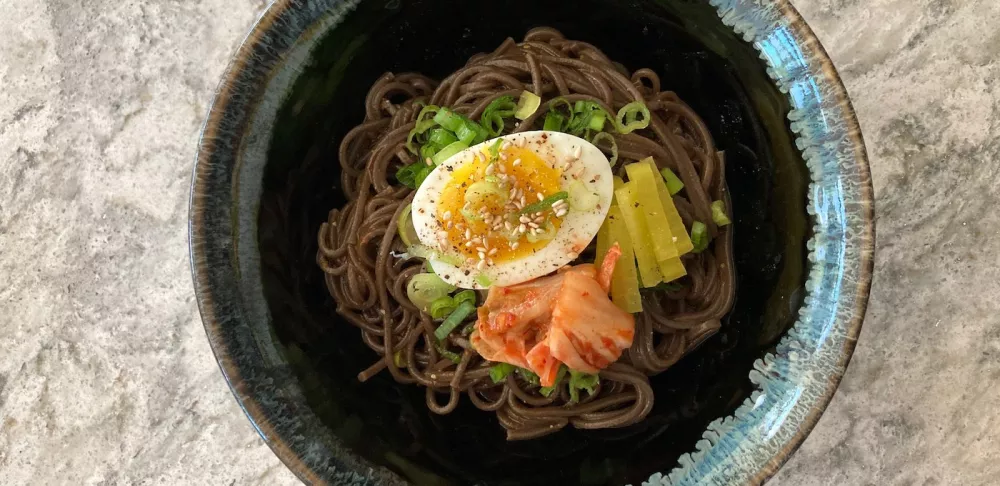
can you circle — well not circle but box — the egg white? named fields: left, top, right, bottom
left=411, top=131, right=613, bottom=289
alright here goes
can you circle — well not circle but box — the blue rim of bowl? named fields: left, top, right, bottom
left=189, top=0, right=874, bottom=484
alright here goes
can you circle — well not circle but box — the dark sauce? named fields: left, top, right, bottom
left=257, top=0, right=809, bottom=484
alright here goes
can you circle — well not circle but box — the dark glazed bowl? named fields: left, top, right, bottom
left=189, top=0, right=874, bottom=484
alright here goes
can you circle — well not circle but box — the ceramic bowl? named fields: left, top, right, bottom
left=189, top=0, right=874, bottom=484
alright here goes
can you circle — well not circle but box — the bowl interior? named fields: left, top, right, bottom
left=252, top=0, right=808, bottom=484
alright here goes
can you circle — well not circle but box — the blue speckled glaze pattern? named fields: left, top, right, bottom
left=642, top=0, right=874, bottom=484
left=190, top=0, right=874, bottom=484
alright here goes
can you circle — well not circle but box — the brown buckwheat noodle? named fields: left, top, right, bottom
left=316, top=27, right=735, bottom=440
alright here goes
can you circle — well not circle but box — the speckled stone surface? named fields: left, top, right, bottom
left=0, top=0, right=995, bottom=484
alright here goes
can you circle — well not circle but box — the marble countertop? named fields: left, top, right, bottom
left=2, top=0, right=998, bottom=484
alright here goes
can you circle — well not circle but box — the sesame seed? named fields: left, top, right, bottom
left=443, top=211, right=452, bottom=220
left=499, top=164, right=506, bottom=174
left=555, top=209, right=568, bottom=217
left=518, top=224, right=527, bottom=233
left=478, top=251, right=486, bottom=260
left=511, top=242, right=519, bottom=250
left=488, top=248, right=498, bottom=256
left=465, top=229, right=472, bottom=239
left=534, top=216, right=545, bottom=223
left=520, top=195, right=526, bottom=206
left=485, top=164, right=495, bottom=175
left=513, top=158, right=521, bottom=166
left=437, top=230, right=449, bottom=240
left=477, top=260, right=487, bottom=271
left=528, top=222, right=539, bottom=229
left=519, top=215, right=530, bottom=224
left=502, top=141, right=512, bottom=150
left=504, top=221, right=513, bottom=231
left=567, top=251, right=578, bottom=259
left=573, top=146, right=582, bottom=158
left=471, top=237, right=482, bottom=244
left=425, top=157, right=433, bottom=166
left=487, top=258, right=494, bottom=265
left=446, top=221, right=453, bottom=229
left=537, top=192, right=545, bottom=201
left=466, top=241, right=474, bottom=247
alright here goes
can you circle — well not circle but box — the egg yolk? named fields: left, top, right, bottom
left=436, top=144, right=565, bottom=266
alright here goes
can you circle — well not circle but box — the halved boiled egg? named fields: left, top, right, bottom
left=411, top=131, right=613, bottom=289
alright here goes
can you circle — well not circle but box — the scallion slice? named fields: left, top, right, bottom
left=690, top=221, right=709, bottom=253
left=434, top=300, right=476, bottom=341
left=428, top=127, right=457, bottom=147
left=614, top=101, right=651, bottom=134
left=711, top=200, right=731, bottom=226
left=429, top=295, right=457, bottom=319
left=519, top=191, right=569, bottom=214
left=489, top=363, right=515, bottom=383
left=660, top=167, right=684, bottom=195
left=590, top=132, right=618, bottom=167
left=543, top=111, right=565, bottom=131
left=433, top=108, right=465, bottom=132
left=431, top=141, right=469, bottom=165
left=481, top=96, right=517, bottom=137
left=514, top=91, right=542, bottom=120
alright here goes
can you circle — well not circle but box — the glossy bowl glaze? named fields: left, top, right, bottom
left=189, top=0, right=874, bottom=484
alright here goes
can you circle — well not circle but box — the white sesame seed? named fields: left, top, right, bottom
left=511, top=242, right=519, bottom=250
left=534, top=216, right=545, bottom=224
left=446, top=221, right=453, bottom=229
left=477, top=260, right=487, bottom=271
left=442, top=211, right=452, bottom=220
left=488, top=248, right=498, bottom=256
left=466, top=241, right=474, bottom=247
left=519, top=215, right=530, bottom=224
left=437, top=230, right=449, bottom=240
left=478, top=251, right=486, bottom=259
left=465, top=229, right=472, bottom=239
left=528, top=222, right=539, bottom=229
left=520, top=195, right=526, bottom=206
left=499, top=164, right=506, bottom=174
left=502, top=141, right=511, bottom=150
left=537, top=192, right=545, bottom=201
left=518, top=224, right=527, bottom=233
left=573, top=146, right=582, bottom=158
left=504, top=221, right=513, bottom=231
left=555, top=209, right=568, bottom=217
left=513, top=158, right=521, bottom=166
left=485, top=164, right=495, bottom=175
left=471, top=237, right=482, bottom=244
left=425, top=157, right=433, bottom=166
left=487, top=259, right=494, bottom=265
left=567, top=251, right=578, bottom=259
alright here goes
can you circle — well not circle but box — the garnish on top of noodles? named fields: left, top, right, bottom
left=471, top=244, right=634, bottom=386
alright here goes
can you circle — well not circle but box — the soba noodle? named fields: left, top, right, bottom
left=317, top=28, right=735, bottom=440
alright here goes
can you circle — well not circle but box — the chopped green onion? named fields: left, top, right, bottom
left=455, top=123, right=478, bottom=145
left=543, top=111, right=566, bottom=131
left=690, top=221, right=709, bottom=253
left=489, top=363, right=516, bottom=383
left=464, top=180, right=507, bottom=208
left=434, top=300, right=476, bottom=341
left=590, top=132, right=618, bottom=167
left=568, top=370, right=600, bottom=403
left=396, top=204, right=418, bottom=247
left=539, top=365, right=568, bottom=397
left=514, top=91, right=542, bottom=120
left=519, top=191, right=569, bottom=215
left=588, top=111, right=607, bottom=131
left=568, top=180, right=599, bottom=211
left=431, top=141, right=468, bottom=165
left=407, top=273, right=457, bottom=312
left=481, top=96, right=517, bottom=137
left=433, top=108, right=465, bottom=132
left=660, top=167, right=685, bottom=195
left=516, top=367, right=540, bottom=386
left=711, top=200, right=731, bottom=226
left=487, top=138, right=504, bottom=162
left=653, top=281, right=685, bottom=292
left=395, top=163, right=433, bottom=189
left=429, top=296, right=457, bottom=319
left=405, top=105, right=441, bottom=154
left=614, top=101, right=651, bottom=134
left=428, top=127, right=457, bottom=147
left=453, top=290, right=477, bottom=306
left=434, top=343, right=462, bottom=364
left=419, top=143, right=438, bottom=162
left=475, top=273, right=493, bottom=288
